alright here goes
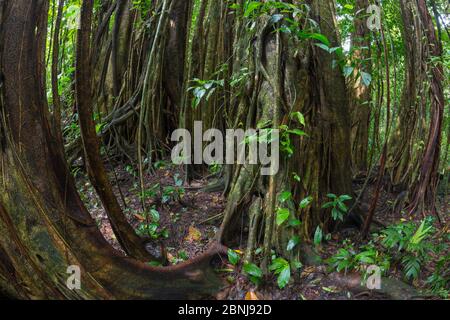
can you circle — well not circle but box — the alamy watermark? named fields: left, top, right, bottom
left=367, top=5, right=381, bottom=31
left=66, top=265, right=81, bottom=290
left=171, top=121, right=280, bottom=176
left=366, top=265, right=382, bottom=290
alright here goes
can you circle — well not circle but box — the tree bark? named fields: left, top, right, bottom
left=350, top=0, right=372, bottom=175
left=218, top=0, right=355, bottom=265
left=387, top=0, right=423, bottom=190
left=0, top=0, right=224, bottom=299
left=406, top=0, right=445, bottom=217
left=76, top=0, right=154, bottom=261
left=51, top=0, right=65, bottom=149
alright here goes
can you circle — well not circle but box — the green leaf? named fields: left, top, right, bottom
left=270, top=14, right=284, bottom=24
left=287, top=129, right=307, bottom=136
left=287, top=236, right=300, bottom=251
left=343, top=66, right=354, bottom=78
left=361, top=71, right=372, bottom=86
left=322, top=202, right=335, bottom=209
left=337, top=201, right=348, bottom=213
left=410, top=220, right=432, bottom=246
left=314, top=226, right=323, bottom=246
left=292, top=260, right=303, bottom=270
left=269, top=258, right=289, bottom=273
left=329, top=47, right=343, bottom=55
left=277, top=265, right=291, bottom=289
left=289, top=219, right=302, bottom=228
left=355, top=252, right=375, bottom=264
left=244, top=1, right=262, bottom=17
left=276, top=208, right=290, bottom=226
left=332, top=208, right=343, bottom=221
left=279, top=191, right=292, bottom=203
left=149, top=208, right=160, bottom=222
left=290, top=112, right=306, bottom=126
left=227, top=249, right=240, bottom=266
left=147, top=261, right=163, bottom=267
left=300, top=196, right=313, bottom=209
left=310, top=33, right=331, bottom=46
left=95, top=123, right=105, bottom=134
left=244, top=263, right=263, bottom=279
left=339, top=195, right=353, bottom=202
left=403, top=256, right=421, bottom=280
left=193, top=87, right=206, bottom=100
left=315, top=43, right=330, bottom=52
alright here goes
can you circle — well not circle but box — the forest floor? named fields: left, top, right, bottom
left=76, top=160, right=449, bottom=300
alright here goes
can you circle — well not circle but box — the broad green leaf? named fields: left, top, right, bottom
left=310, top=33, right=331, bottom=46
left=244, top=1, right=262, bottom=17
left=332, top=208, right=342, bottom=221
left=269, top=258, right=289, bottom=273
left=290, top=112, right=306, bottom=126
left=287, top=236, right=300, bottom=251
left=344, top=66, right=354, bottom=78
left=300, top=196, right=313, bottom=209
left=339, top=195, right=353, bottom=201
left=279, top=191, right=292, bottom=203
left=149, top=208, right=160, bottom=222
left=322, top=202, right=335, bottom=209
left=270, top=14, right=284, bottom=24
left=277, top=265, right=291, bottom=289
left=276, top=208, right=290, bottom=226
left=361, top=71, right=372, bottom=86
left=314, top=226, right=323, bottom=246
left=287, top=129, right=307, bottom=136
left=244, top=263, right=263, bottom=279
left=329, top=47, right=343, bottom=55
left=292, top=260, right=303, bottom=270
left=227, top=249, right=240, bottom=266
left=315, top=43, right=330, bottom=52
left=289, top=219, right=301, bottom=227
left=337, top=201, right=348, bottom=213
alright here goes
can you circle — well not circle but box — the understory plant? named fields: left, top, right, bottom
left=327, top=217, right=446, bottom=293
left=380, top=218, right=437, bottom=281
left=136, top=206, right=169, bottom=240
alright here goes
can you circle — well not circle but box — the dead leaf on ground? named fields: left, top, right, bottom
left=134, top=213, right=146, bottom=222
left=185, top=226, right=202, bottom=243
left=245, top=291, right=259, bottom=300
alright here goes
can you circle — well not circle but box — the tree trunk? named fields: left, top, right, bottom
left=350, top=0, right=372, bottom=175
left=76, top=0, right=154, bottom=261
left=387, top=0, right=424, bottom=190
left=0, top=0, right=224, bottom=300
left=218, top=0, right=355, bottom=269
left=406, top=0, right=445, bottom=217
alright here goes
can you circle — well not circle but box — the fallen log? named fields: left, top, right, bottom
left=328, top=272, right=426, bottom=300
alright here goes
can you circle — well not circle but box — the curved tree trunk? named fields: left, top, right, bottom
left=76, top=0, right=154, bottom=261
left=0, top=0, right=224, bottom=300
